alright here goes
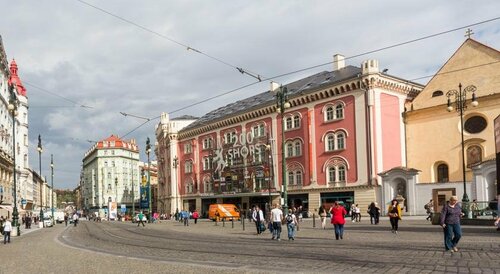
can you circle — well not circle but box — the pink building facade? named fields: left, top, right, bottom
left=155, top=56, right=422, bottom=217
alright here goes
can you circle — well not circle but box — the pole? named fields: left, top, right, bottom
left=38, top=135, right=43, bottom=227
left=132, top=162, right=135, bottom=219
left=280, top=88, right=288, bottom=214
left=11, top=106, right=20, bottom=236
left=459, top=84, right=469, bottom=203
left=51, top=154, right=54, bottom=226
left=146, top=137, right=152, bottom=223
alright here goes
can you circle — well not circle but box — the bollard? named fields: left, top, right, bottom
left=242, top=216, right=245, bottom=231
left=232, top=218, right=234, bottom=228
left=223, top=218, right=225, bottom=227
left=313, top=213, right=316, bottom=228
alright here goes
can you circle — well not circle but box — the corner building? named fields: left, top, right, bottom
left=156, top=55, right=423, bottom=217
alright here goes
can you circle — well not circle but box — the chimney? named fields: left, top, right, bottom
left=333, top=54, right=345, bottom=71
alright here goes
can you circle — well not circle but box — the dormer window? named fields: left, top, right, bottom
left=432, top=90, right=444, bottom=97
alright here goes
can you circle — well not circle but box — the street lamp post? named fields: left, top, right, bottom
left=446, top=83, right=478, bottom=205
left=146, top=137, right=152, bottom=223
left=8, top=83, right=20, bottom=236
left=172, top=155, right=179, bottom=214
left=271, top=82, right=290, bottom=213
left=115, top=177, right=118, bottom=203
left=51, top=154, right=54, bottom=226
left=37, top=135, right=43, bottom=227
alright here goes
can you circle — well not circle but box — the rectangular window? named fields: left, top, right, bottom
left=328, top=168, right=336, bottom=183
left=288, top=172, right=294, bottom=185
left=295, top=171, right=302, bottom=185
left=184, top=143, right=192, bottom=154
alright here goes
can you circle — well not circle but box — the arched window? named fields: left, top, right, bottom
left=338, top=165, right=346, bottom=182
left=286, top=143, right=293, bottom=158
left=184, top=161, right=193, bottom=173
left=335, top=104, right=344, bottom=119
left=326, top=134, right=335, bottom=151
left=328, top=167, right=336, bottom=183
left=336, top=132, right=345, bottom=149
left=293, top=115, right=300, bottom=128
left=204, top=179, right=213, bottom=193
left=294, top=141, right=301, bottom=156
left=326, top=106, right=334, bottom=121
left=295, top=170, right=303, bottom=185
left=437, top=163, right=448, bottom=183
left=286, top=117, right=293, bottom=130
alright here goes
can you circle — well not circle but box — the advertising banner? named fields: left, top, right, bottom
left=108, top=202, right=117, bottom=220
left=140, top=174, right=149, bottom=209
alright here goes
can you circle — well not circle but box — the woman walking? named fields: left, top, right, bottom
left=440, top=196, right=464, bottom=253
left=387, top=199, right=402, bottom=234
left=330, top=201, right=347, bottom=240
left=318, top=205, right=327, bottom=229
left=368, top=202, right=380, bottom=225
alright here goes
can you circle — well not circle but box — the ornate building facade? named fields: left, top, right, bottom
left=156, top=55, right=422, bottom=217
left=81, top=135, right=140, bottom=217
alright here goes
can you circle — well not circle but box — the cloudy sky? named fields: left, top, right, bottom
left=0, top=1, right=499, bottom=189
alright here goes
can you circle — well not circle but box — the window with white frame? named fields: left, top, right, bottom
left=224, top=131, right=236, bottom=144
left=286, top=143, right=293, bottom=158
left=203, top=157, right=212, bottom=170
left=324, top=103, right=345, bottom=122
left=184, top=161, right=193, bottom=173
left=204, top=180, right=213, bottom=193
left=325, top=132, right=346, bottom=151
left=185, top=182, right=194, bottom=194
left=294, top=141, right=302, bottom=156
left=327, top=164, right=347, bottom=183
left=252, top=123, right=266, bottom=137
left=285, top=114, right=301, bottom=130
left=286, top=117, right=293, bottom=130
left=202, top=138, right=213, bottom=149
left=293, top=115, right=300, bottom=128
left=253, top=146, right=265, bottom=163
left=287, top=170, right=303, bottom=185
left=184, top=143, right=192, bottom=154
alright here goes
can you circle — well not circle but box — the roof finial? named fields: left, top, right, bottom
left=465, top=28, right=474, bottom=39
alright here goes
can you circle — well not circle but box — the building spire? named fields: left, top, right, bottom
left=8, top=58, right=27, bottom=96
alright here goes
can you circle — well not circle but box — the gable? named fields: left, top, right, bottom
left=411, top=39, right=500, bottom=111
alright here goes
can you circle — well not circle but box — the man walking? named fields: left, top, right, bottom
left=270, top=204, right=283, bottom=241
left=3, top=218, right=12, bottom=244
left=252, top=206, right=264, bottom=235
left=137, top=211, right=146, bottom=227
left=72, top=212, right=79, bottom=227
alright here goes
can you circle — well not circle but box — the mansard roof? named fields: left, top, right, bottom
left=182, top=65, right=362, bottom=132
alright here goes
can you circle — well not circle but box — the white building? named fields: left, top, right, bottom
left=82, top=135, right=140, bottom=217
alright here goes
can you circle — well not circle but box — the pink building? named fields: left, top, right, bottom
left=155, top=55, right=422, bottom=217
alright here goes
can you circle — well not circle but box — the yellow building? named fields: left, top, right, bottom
left=381, top=38, right=500, bottom=215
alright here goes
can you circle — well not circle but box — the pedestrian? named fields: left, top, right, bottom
left=192, top=210, right=199, bottom=224
left=64, top=214, right=68, bottom=226
left=368, top=202, right=380, bottom=225
left=252, top=206, right=264, bottom=235
left=182, top=209, right=189, bottom=226
left=354, top=204, right=361, bottom=222
left=175, top=208, right=179, bottom=222
left=470, top=199, right=479, bottom=219
left=318, top=205, right=327, bottom=230
left=350, top=204, right=356, bottom=222
left=72, top=212, right=79, bottom=227
left=440, top=196, right=464, bottom=253
left=3, top=218, right=12, bottom=244
left=270, top=204, right=283, bottom=241
left=137, top=211, right=145, bottom=227
left=494, top=217, right=499, bottom=231
left=425, top=199, right=434, bottom=221
left=330, top=201, right=347, bottom=240
left=388, top=199, right=402, bottom=234
left=285, top=209, right=297, bottom=240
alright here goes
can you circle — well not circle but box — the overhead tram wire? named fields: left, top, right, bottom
left=119, top=15, right=500, bottom=138
left=24, top=81, right=94, bottom=109
left=74, top=0, right=264, bottom=82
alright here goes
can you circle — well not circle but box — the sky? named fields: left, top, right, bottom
left=0, top=1, right=499, bottom=190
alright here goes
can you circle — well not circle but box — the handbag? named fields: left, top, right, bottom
left=259, top=222, right=266, bottom=232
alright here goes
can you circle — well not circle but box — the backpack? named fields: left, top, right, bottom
left=424, top=204, right=429, bottom=210
left=286, top=214, right=294, bottom=224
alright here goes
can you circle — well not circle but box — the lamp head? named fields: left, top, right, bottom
left=471, top=100, right=478, bottom=107
left=447, top=106, right=453, bottom=112
left=284, top=102, right=291, bottom=109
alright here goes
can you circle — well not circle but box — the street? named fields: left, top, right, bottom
left=1, top=217, right=498, bottom=273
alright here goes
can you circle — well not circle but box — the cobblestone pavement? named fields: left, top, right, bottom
left=2, top=218, right=499, bottom=273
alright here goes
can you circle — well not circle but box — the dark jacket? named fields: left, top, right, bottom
left=439, top=203, right=462, bottom=225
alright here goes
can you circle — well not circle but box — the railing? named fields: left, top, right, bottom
left=462, top=201, right=498, bottom=219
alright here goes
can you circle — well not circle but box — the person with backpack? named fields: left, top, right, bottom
left=137, top=211, right=146, bottom=227
left=425, top=199, right=434, bottom=221
left=285, top=209, right=298, bottom=240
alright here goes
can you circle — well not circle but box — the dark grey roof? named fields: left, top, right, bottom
left=173, top=115, right=199, bottom=120
left=182, top=65, right=362, bottom=131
